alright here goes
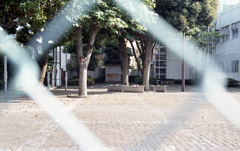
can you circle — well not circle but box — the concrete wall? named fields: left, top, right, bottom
left=166, top=51, right=194, bottom=80
left=214, top=3, right=240, bottom=81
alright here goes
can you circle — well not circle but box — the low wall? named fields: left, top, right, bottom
left=107, top=85, right=144, bottom=93
left=124, top=85, right=145, bottom=93
left=155, top=85, right=167, bottom=92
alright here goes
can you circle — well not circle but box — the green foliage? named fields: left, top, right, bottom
left=103, top=42, right=121, bottom=64
left=135, top=76, right=157, bottom=85
left=155, top=0, right=218, bottom=32
left=227, top=78, right=239, bottom=87
left=64, top=41, right=99, bottom=71
left=95, top=76, right=105, bottom=83
left=135, top=76, right=143, bottom=84
left=169, top=79, right=201, bottom=85
left=47, top=56, right=54, bottom=72
left=63, top=41, right=76, bottom=54
left=149, top=76, right=157, bottom=85
left=68, top=76, right=95, bottom=86
left=88, top=49, right=99, bottom=71
left=129, top=75, right=140, bottom=83
left=0, top=80, right=3, bottom=89
left=66, top=59, right=78, bottom=72
left=67, top=78, right=79, bottom=86
left=97, top=61, right=104, bottom=68
left=188, top=25, right=221, bottom=53
left=87, top=76, right=95, bottom=85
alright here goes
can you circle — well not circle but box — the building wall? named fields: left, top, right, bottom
left=214, top=3, right=240, bottom=81
left=153, top=44, right=194, bottom=80
left=49, top=46, right=71, bottom=87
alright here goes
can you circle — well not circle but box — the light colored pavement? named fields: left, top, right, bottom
left=0, top=84, right=240, bottom=151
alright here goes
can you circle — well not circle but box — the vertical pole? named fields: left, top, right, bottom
left=182, top=32, right=185, bottom=92
left=65, top=51, right=68, bottom=91
left=65, top=72, right=68, bottom=91
left=4, top=56, right=7, bottom=93
left=207, top=26, right=210, bottom=66
left=47, top=72, right=50, bottom=90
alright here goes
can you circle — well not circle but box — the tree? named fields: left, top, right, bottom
left=155, top=0, right=218, bottom=90
left=129, top=34, right=155, bottom=90
left=155, top=0, right=218, bottom=32
left=102, top=41, right=121, bottom=64
left=66, top=0, right=131, bottom=96
left=1, top=0, right=68, bottom=84
left=123, top=0, right=156, bottom=90
left=66, top=59, right=78, bottom=80
left=189, top=25, right=221, bottom=54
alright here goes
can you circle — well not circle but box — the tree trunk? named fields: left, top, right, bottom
left=78, top=60, right=88, bottom=96
left=76, top=23, right=98, bottom=97
left=39, top=37, right=49, bottom=84
left=143, top=37, right=152, bottom=91
left=119, top=37, right=129, bottom=85
left=130, top=41, right=143, bottom=75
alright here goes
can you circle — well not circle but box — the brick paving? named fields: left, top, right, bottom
left=0, top=84, right=240, bottom=150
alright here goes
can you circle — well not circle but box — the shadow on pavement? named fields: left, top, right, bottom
left=125, top=97, right=204, bottom=150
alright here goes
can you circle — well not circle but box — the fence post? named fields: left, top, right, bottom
left=65, top=71, right=68, bottom=91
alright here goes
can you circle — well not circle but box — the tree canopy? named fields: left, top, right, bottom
left=155, top=0, right=218, bottom=32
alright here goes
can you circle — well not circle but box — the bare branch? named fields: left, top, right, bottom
left=130, top=41, right=143, bottom=75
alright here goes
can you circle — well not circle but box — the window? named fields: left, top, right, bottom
left=232, top=22, right=239, bottom=38
left=221, top=26, right=229, bottom=42
left=231, top=60, right=239, bottom=73
left=154, top=44, right=167, bottom=79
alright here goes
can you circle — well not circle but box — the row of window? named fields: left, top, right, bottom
left=221, top=22, right=239, bottom=42
left=155, top=45, right=166, bottom=79
left=231, top=60, right=239, bottom=73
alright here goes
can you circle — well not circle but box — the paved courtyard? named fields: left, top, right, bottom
left=0, top=84, right=240, bottom=151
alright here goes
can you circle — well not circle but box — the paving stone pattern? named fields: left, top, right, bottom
left=0, top=85, right=240, bottom=151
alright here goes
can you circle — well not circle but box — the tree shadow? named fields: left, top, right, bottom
left=124, top=96, right=205, bottom=150
left=0, top=90, right=32, bottom=103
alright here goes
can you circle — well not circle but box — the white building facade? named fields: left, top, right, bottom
left=49, top=46, right=71, bottom=87
left=214, top=3, right=240, bottom=80
left=153, top=44, right=195, bottom=80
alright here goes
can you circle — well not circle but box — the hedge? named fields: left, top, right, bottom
left=227, top=78, right=239, bottom=87
left=135, top=76, right=157, bottom=85
left=68, top=76, right=95, bottom=86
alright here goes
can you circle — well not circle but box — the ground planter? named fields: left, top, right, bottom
left=124, top=85, right=145, bottom=93
left=155, top=85, right=167, bottom=92
left=107, top=85, right=124, bottom=92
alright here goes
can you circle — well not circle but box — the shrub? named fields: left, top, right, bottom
left=135, top=76, right=157, bottom=85
left=0, top=80, right=3, bottom=89
left=95, top=76, right=105, bottom=83
left=129, top=75, right=140, bottom=83
left=68, top=77, right=95, bottom=86
left=227, top=78, right=239, bottom=87
left=68, top=78, right=79, bottom=86
left=135, top=76, right=143, bottom=84
left=87, top=76, right=95, bottom=85
left=163, top=79, right=201, bottom=85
